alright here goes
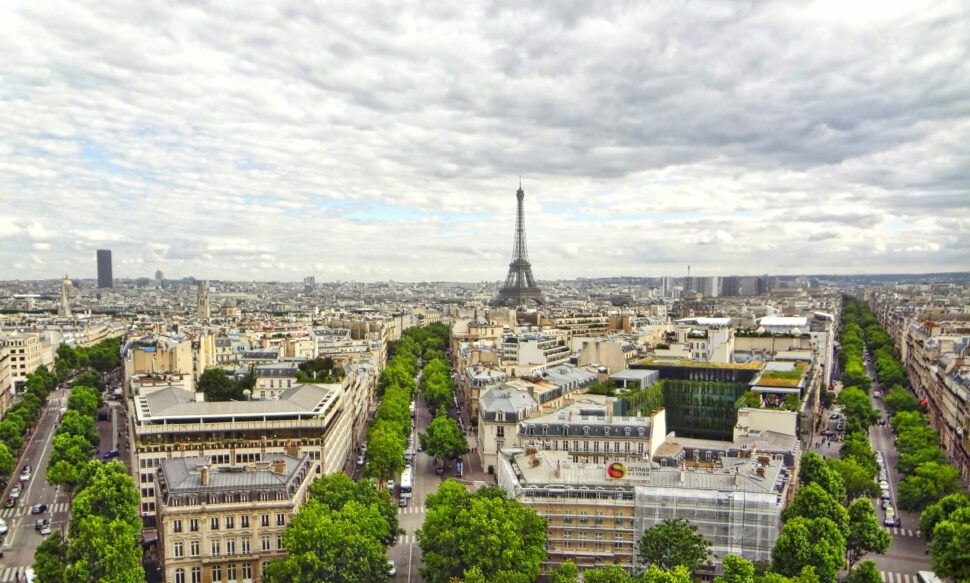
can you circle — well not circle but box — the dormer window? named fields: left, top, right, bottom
left=624, top=427, right=631, bottom=437
left=637, top=428, right=646, bottom=437
left=583, top=426, right=590, bottom=435
left=604, top=427, right=610, bottom=436
left=542, top=425, right=548, bottom=435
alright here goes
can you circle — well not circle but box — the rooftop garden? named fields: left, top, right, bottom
left=755, top=361, right=807, bottom=388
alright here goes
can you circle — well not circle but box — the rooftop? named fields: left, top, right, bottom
left=135, top=383, right=339, bottom=424
left=158, top=454, right=310, bottom=496
left=637, top=357, right=763, bottom=370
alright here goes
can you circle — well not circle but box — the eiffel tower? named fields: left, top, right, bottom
left=496, top=182, right=543, bottom=306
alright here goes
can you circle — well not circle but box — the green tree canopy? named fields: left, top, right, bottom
left=47, top=433, right=96, bottom=486
left=308, top=473, right=400, bottom=545
left=265, top=500, right=391, bottom=583
left=783, top=483, right=849, bottom=530
left=897, top=461, right=962, bottom=511
left=928, top=506, right=970, bottom=582
left=550, top=560, right=580, bottom=583
left=420, top=412, right=468, bottom=463
left=67, top=386, right=101, bottom=418
left=839, top=433, right=877, bottom=477
left=57, top=410, right=100, bottom=448
left=882, top=387, right=919, bottom=415
left=33, top=529, right=69, bottom=582
left=0, top=443, right=13, bottom=477
left=771, top=517, right=846, bottom=583
left=827, top=458, right=878, bottom=501
left=920, top=493, right=970, bottom=542
left=798, top=452, right=847, bottom=503
left=845, top=561, right=881, bottom=583
left=636, top=518, right=711, bottom=572
left=62, top=515, right=144, bottom=583
left=365, top=424, right=405, bottom=483
left=845, top=499, right=891, bottom=570
left=69, top=461, right=141, bottom=539
left=197, top=367, right=242, bottom=401
left=716, top=555, right=756, bottom=583
left=836, top=387, right=879, bottom=429
left=417, top=481, right=547, bottom=583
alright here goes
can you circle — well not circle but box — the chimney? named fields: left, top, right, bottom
left=198, top=465, right=209, bottom=486
left=271, top=459, right=287, bottom=475
left=195, top=391, right=205, bottom=403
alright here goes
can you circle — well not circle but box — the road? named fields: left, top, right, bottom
left=863, top=352, right=931, bottom=581
left=0, top=387, right=72, bottom=582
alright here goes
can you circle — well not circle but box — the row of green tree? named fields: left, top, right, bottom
left=844, top=298, right=969, bottom=581
left=46, top=385, right=102, bottom=487
left=0, top=364, right=59, bottom=479
left=33, top=460, right=144, bottom=582
left=264, top=473, right=402, bottom=581
left=838, top=299, right=872, bottom=392
left=365, top=328, right=424, bottom=483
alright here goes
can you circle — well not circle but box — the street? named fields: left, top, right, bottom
left=388, top=390, right=432, bottom=583
left=0, top=387, right=72, bottom=581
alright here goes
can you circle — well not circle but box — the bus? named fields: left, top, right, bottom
left=409, top=401, right=416, bottom=419
left=399, top=466, right=413, bottom=498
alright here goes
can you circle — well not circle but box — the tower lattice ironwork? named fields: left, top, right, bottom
left=497, top=183, right=543, bottom=305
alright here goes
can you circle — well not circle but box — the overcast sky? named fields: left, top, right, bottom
left=1, top=1, right=968, bottom=282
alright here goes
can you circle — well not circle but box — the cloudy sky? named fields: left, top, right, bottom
left=1, top=1, right=968, bottom=282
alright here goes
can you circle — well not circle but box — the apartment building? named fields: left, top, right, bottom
left=0, top=331, right=53, bottom=391
left=130, top=384, right=347, bottom=521
left=500, top=333, right=571, bottom=375
left=253, top=364, right=300, bottom=399
left=0, top=347, right=11, bottom=418
left=155, top=454, right=316, bottom=583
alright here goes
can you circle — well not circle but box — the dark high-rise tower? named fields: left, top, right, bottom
left=496, top=183, right=543, bottom=306
left=96, top=249, right=113, bottom=288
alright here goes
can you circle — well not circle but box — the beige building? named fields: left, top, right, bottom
left=0, top=347, right=12, bottom=418
left=155, top=454, right=316, bottom=583
left=0, top=332, right=53, bottom=391
left=125, top=334, right=195, bottom=381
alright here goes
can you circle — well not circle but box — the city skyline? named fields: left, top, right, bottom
left=1, top=2, right=969, bottom=282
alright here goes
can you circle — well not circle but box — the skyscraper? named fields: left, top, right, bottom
left=96, top=249, right=113, bottom=288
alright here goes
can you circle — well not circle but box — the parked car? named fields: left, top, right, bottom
left=821, top=430, right=835, bottom=437
left=388, top=560, right=397, bottom=577
left=879, top=418, right=887, bottom=426
left=0, top=518, right=7, bottom=535
left=357, top=455, right=365, bottom=467
left=3, top=497, right=14, bottom=508
left=387, top=479, right=395, bottom=492
left=31, top=503, right=48, bottom=515
left=39, top=525, right=52, bottom=536
left=102, top=450, right=120, bottom=459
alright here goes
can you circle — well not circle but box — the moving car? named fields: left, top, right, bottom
left=35, top=519, right=49, bottom=531
left=3, top=497, right=15, bottom=508
left=31, top=503, right=48, bottom=515
left=0, top=518, right=7, bottom=535
left=39, top=525, right=52, bottom=536
left=102, top=450, right=120, bottom=459
left=387, top=560, right=397, bottom=577
left=357, top=455, right=365, bottom=467
left=10, top=484, right=21, bottom=499
left=398, top=497, right=408, bottom=508
left=387, top=479, right=395, bottom=492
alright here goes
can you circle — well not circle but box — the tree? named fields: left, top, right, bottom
left=798, top=453, right=846, bottom=503
left=265, top=500, right=391, bottom=583
left=897, top=462, right=961, bottom=511
left=882, top=387, right=919, bottom=415
left=62, top=515, right=144, bottom=583
left=716, top=555, right=755, bottom=583
left=636, top=518, right=711, bottom=572
left=34, top=529, right=69, bottom=583
left=0, top=419, right=23, bottom=452
left=75, top=371, right=105, bottom=391
left=308, top=473, right=400, bottom=545
left=772, top=517, right=846, bottom=583
left=0, top=443, right=12, bottom=477
left=828, top=458, right=878, bottom=501
left=929, top=506, right=970, bottom=582
left=845, top=561, right=881, bottom=583
left=197, top=367, right=240, bottom=402
left=417, top=481, right=547, bottom=583
left=639, top=565, right=694, bottom=583
left=836, top=388, right=878, bottom=428
left=70, top=461, right=141, bottom=538
left=584, top=565, right=634, bottom=583
left=782, top=483, right=849, bottom=530
left=920, top=493, right=970, bottom=542
left=420, top=413, right=468, bottom=463
left=839, top=434, right=877, bottom=477
left=365, top=425, right=405, bottom=483
left=58, top=342, right=79, bottom=368
left=67, top=386, right=101, bottom=418
left=47, top=433, right=95, bottom=486
left=844, top=499, right=890, bottom=570
left=57, top=410, right=100, bottom=447
left=550, top=560, right=579, bottom=583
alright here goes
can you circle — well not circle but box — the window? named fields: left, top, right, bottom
left=226, top=539, right=235, bottom=555
left=261, top=537, right=270, bottom=551
left=191, top=567, right=201, bottom=583
left=190, top=519, right=199, bottom=532
left=173, top=520, right=183, bottom=533
left=175, top=569, right=185, bottom=583
left=211, top=566, right=222, bottom=582
left=190, top=540, right=200, bottom=557
left=277, top=513, right=285, bottom=526
left=241, top=538, right=250, bottom=554
left=173, top=542, right=184, bottom=558
left=496, top=426, right=504, bottom=437
left=227, top=565, right=236, bottom=581
left=226, top=516, right=234, bottom=529
left=211, top=517, right=220, bottom=530
left=277, top=535, right=283, bottom=549
left=242, top=564, right=252, bottom=580
left=240, top=516, right=249, bottom=528
left=261, top=514, right=269, bottom=527
left=211, top=540, right=220, bottom=556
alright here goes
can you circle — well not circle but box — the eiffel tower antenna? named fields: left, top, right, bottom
left=496, top=181, right=543, bottom=306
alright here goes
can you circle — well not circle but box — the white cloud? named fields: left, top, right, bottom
left=0, top=1, right=967, bottom=280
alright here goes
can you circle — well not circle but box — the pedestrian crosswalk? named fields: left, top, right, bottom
left=0, top=502, right=69, bottom=518
left=398, top=504, right=425, bottom=515
left=885, top=526, right=921, bottom=537
left=397, top=534, right=417, bottom=545
left=881, top=572, right=922, bottom=583
left=0, top=567, right=28, bottom=582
